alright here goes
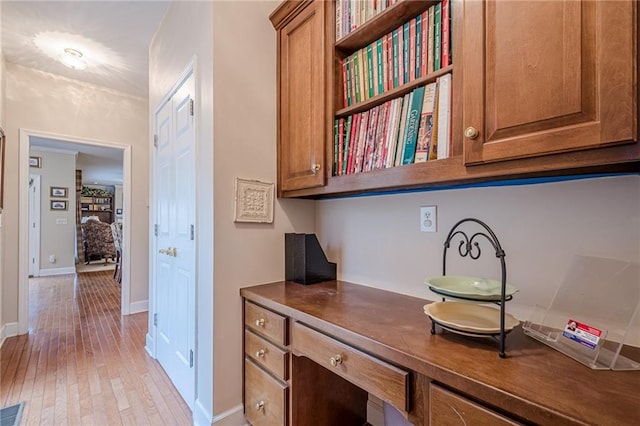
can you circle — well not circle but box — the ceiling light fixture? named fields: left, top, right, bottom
left=60, top=47, right=87, bottom=70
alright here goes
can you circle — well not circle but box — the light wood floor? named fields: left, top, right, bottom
left=0, top=271, right=192, bottom=425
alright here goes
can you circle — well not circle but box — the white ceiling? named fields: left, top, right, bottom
left=4, top=1, right=169, bottom=184
left=1, top=0, right=169, bottom=98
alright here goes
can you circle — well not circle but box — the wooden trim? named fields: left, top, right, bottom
left=270, top=0, right=312, bottom=29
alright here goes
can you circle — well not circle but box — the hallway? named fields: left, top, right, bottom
left=0, top=272, right=192, bottom=425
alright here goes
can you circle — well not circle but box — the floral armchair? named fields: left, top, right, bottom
left=81, top=220, right=116, bottom=264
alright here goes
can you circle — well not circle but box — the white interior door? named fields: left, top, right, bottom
left=153, top=72, right=196, bottom=408
left=28, top=174, right=41, bottom=277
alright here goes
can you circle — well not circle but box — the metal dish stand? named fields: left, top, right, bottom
left=428, top=218, right=511, bottom=358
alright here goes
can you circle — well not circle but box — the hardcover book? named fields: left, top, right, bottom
left=394, top=93, right=411, bottom=166
left=436, top=73, right=452, bottom=159
left=401, top=86, right=426, bottom=165
left=427, top=6, right=435, bottom=74
left=434, top=2, right=442, bottom=71
left=415, top=82, right=438, bottom=163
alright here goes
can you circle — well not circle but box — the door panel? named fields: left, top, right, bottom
left=462, top=0, right=636, bottom=165
left=153, top=71, right=196, bottom=408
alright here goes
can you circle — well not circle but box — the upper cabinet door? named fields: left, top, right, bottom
left=462, top=0, right=637, bottom=165
left=278, top=0, right=328, bottom=192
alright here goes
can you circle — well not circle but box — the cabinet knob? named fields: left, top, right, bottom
left=464, top=126, right=480, bottom=140
left=311, top=163, right=321, bottom=173
left=255, top=349, right=266, bottom=358
left=255, top=318, right=265, bottom=327
left=329, top=354, right=343, bottom=367
left=256, top=400, right=265, bottom=411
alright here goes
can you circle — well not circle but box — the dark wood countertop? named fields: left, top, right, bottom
left=241, top=280, right=640, bottom=426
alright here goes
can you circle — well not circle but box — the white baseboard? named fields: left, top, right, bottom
left=145, top=333, right=155, bottom=358
left=129, top=300, right=148, bottom=314
left=211, top=403, right=246, bottom=426
left=0, top=322, right=19, bottom=348
left=38, top=266, right=77, bottom=276
left=193, top=399, right=213, bottom=426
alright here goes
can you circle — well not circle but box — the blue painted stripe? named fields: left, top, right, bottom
left=325, top=173, right=639, bottom=200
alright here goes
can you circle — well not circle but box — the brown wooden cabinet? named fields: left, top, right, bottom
left=241, top=281, right=640, bottom=426
left=462, top=0, right=637, bottom=165
left=271, top=0, right=639, bottom=198
left=271, top=0, right=331, bottom=193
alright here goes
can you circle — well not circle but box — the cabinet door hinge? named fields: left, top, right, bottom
left=154, top=224, right=158, bottom=236
left=190, top=224, right=194, bottom=241
left=189, top=98, right=194, bottom=116
left=153, top=134, right=158, bottom=147
left=153, top=313, right=158, bottom=326
left=189, top=349, right=194, bottom=368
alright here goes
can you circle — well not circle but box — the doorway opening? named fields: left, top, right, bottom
left=18, top=129, right=133, bottom=334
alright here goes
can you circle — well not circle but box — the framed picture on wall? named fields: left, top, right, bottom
left=50, top=187, right=68, bottom=198
left=29, top=156, right=41, bottom=168
left=50, top=200, right=68, bottom=211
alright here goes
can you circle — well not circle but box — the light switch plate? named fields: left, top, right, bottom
left=420, top=206, right=437, bottom=232
left=56, top=218, right=68, bottom=225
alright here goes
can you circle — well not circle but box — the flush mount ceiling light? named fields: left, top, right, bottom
left=33, top=31, right=124, bottom=74
left=60, top=48, right=87, bottom=70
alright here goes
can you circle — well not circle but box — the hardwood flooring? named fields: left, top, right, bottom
left=0, top=271, right=192, bottom=425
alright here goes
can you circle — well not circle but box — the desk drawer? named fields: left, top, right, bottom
left=430, top=384, right=521, bottom=425
left=292, top=322, right=408, bottom=412
left=245, top=329, right=288, bottom=380
left=245, top=358, right=288, bottom=426
left=245, top=301, right=287, bottom=345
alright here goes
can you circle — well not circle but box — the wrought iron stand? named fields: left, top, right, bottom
left=429, top=218, right=510, bottom=358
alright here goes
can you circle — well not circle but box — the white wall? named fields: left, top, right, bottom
left=212, top=0, right=315, bottom=419
left=149, top=2, right=215, bottom=423
left=29, top=149, right=76, bottom=272
left=317, top=175, right=640, bottom=321
left=2, top=63, right=149, bottom=324
left=151, top=2, right=316, bottom=424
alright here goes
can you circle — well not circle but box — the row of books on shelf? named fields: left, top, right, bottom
left=340, top=1, right=452, bottom=108
left=333, top=73, right=452, bottom=176
left=335, top=0, right=399, bottom=40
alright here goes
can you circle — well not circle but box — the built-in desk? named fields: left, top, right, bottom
left=240, top=281, right=640, bottom=425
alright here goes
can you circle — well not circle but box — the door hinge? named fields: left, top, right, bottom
left=153, top=134, right=158, bottom=147
left=154, top=224, right=158, bottom=236
left=190, top=224, right=194, bottom=241
left=153, top=313, right=158, bottom=326
left=189, top=349, right=194, bottom=368
left=189, top=98, right=194, bottom=116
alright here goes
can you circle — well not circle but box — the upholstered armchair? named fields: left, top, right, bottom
left=81, top=220, right=116, bottom=264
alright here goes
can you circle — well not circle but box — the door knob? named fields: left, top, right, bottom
left=464, top=126, right=479, bottom=139
left=158, top=248, right=168, bottom=255
left=168, top=247, right=177, bottom=257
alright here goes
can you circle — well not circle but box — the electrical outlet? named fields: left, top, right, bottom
left=420, top=206, right=437, bottom=232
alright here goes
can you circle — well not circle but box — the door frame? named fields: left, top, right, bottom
left=18, top=129, right=133, bottom=334
left=28, top=174, right=41, bottom=277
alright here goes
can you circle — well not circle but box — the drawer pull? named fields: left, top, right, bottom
left=256, top=400, right=265, bottom=411
left=256, top=349, right=266, bottom=358
left=329, top=354, right=343, bottom=367
left=255, top=318, right=265, bottom=327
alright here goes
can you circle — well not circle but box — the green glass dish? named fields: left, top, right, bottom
left=426, top=275, right=518, bottom=301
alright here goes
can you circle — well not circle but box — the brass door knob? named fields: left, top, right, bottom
left=255, top=318, right=265, bottom=327
left=464, top=126, right=479, bottom=139
left=329, top=354, right=343, bottom=367
left=158, top=248, right=168, bottom=255
left=255, top=349, right=266, bottom=358
left=256, top=400, right=265, bottom=411
left=168, top=247, right=177, bottom=257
